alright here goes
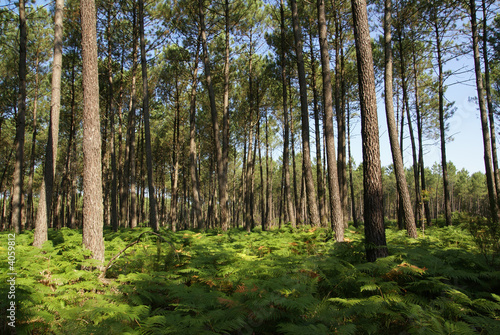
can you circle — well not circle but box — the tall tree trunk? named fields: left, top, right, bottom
left=258, top=118, right=265, bottom=229
left=81, top=0, right=105, bottom=266
left=482, top=0, right=500, bottom=207
left=317, top=0, right=344, bottom=239
left=335, top=8, right=348, bottom=229
left=433, top=19, right=452, bottom=226
left=351, top=0, right=388, bottom=261
left=280, top=1, right=296, bottom=227
left=219, top=0, right=231, bottom=231
left=189, top=36, right=202, bottom=229
left=33, top=0, right=63, bottom=244
left=139, top=0, right=158, bottom=231
left=290, top=99, right=299, bottom=225
left=199, top=0, right=226, bottom=231
left=245, top=116, right=255, bottom=232
left=470, top=0, right=498, bottom=222
left=387, top=1, right=418, bottom=238
left=107, top=5, right=118, bottom=232
left=170, top=75, right=180, bottom=231
left=27, top=52, right=40, bottom=230
left=412, top=47, right=432, bottom=228
left=12, top=0, right=27, bottom=233
left=290, top=0, right=320, bottom=226
left=118, top=49, right=127, bottom=228
left=265, top=110, right=273, bottom=229
left=347, top=101, right=358, bottom=228
left=309, top=31, right=326, bottom=225
left=126, top=2, right=139, bottom=228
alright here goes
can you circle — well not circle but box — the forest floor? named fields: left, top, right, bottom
left=1, top=221, right=500, bottom=334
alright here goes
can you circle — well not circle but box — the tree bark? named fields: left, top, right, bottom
left=27, top=52, right=40, bottom=230
left=309, top=31, right=326, bottom=226
left=280, top=1, right=296, bottom=227
left=412, top=46, right=432, bottom=228
left=81, top=0, right=105, bottom=266
left=107, top=4, right=118, bottom=232
left=317, top=0, right=344, bottom=240
left=386, top=0, right=418, bottom=238
left=469, top=0, right=498, bottom=222
left=33, top=0, right=63, bottom=244
left=482, top=0, right=500, bottom=208
left=139, top=0, right=158, bottom=231
left=290, top=0, right=320, bottom=226
left=351, top=0, right=388, bottom=261
left=189, top=36, right=202, bottom=229
left=12, top=0, right=27, bottom=233
left=334, top=8, right=348, bottom=229
left=433, top=18, right=452, bottom=226
left=126, top=2, right=139, bottom=229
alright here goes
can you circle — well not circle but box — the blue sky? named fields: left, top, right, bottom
left=348, top=48, right=488, bottom=175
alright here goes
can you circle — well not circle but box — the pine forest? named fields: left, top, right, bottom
left=1, top=0, right=500, bottom=333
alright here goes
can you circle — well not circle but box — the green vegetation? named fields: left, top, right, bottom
left=2, top=224, right=499, bottom=334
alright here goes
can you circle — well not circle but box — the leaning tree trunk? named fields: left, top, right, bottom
left=482, top=0, right=500, bottom=209
left=317, top=0, right=344, bottom=240
left=290, top=0, right=320, bottom=226
left=351, top=0, right=388, bottom=261
left=384, top=0, right=417, bottom=238
left=470, top=0, right=498, bottom=222
left=81, top=0, right=105, bottom=266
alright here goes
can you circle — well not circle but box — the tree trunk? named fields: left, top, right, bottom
left=433, top=19, right=452, bottom=226
left=386, top=0, right=418, bottom=238
left=81, top=0, right=105, bottom=266
left=189, top=36, right=202, bottom=229
left=126, top=2, right=139, bottom=228
left=27, top=52, right=40, bottom=230
left=482, top=0, right=500, bottom=208
left=170, top=75, right=181, bottom=231
left=411, top=41, right=432, bottom=229
left=290, top=0, right=320, bottom=226
left=347, top=101, right=358, bottom=228
left=469, top=0, right=498, bottom=222
left=317, top=0, right=344, bottom=239
left=265, top=110, right=273, bottom=229
left=107, top=5, right=118, bottom=232
left=33, top=0, right=63, bottom=244
left=351, top=0, right=388, bottom=261
left=12, top=0, right=27, bottom=234
left=335, top=8, right=348, bottom=229
left=309, top=32, right=326, bottom=226
left=139, top=0, right=158, bottom=231
left=281, top=43, right=296, bottom=228
left=220, top=0, right=231, bottom=231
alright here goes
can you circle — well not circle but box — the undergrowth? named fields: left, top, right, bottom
left=1, top=224, right=499, bottom=334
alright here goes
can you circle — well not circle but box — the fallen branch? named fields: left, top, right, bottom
left=99, top=231, right=179, bottom=279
